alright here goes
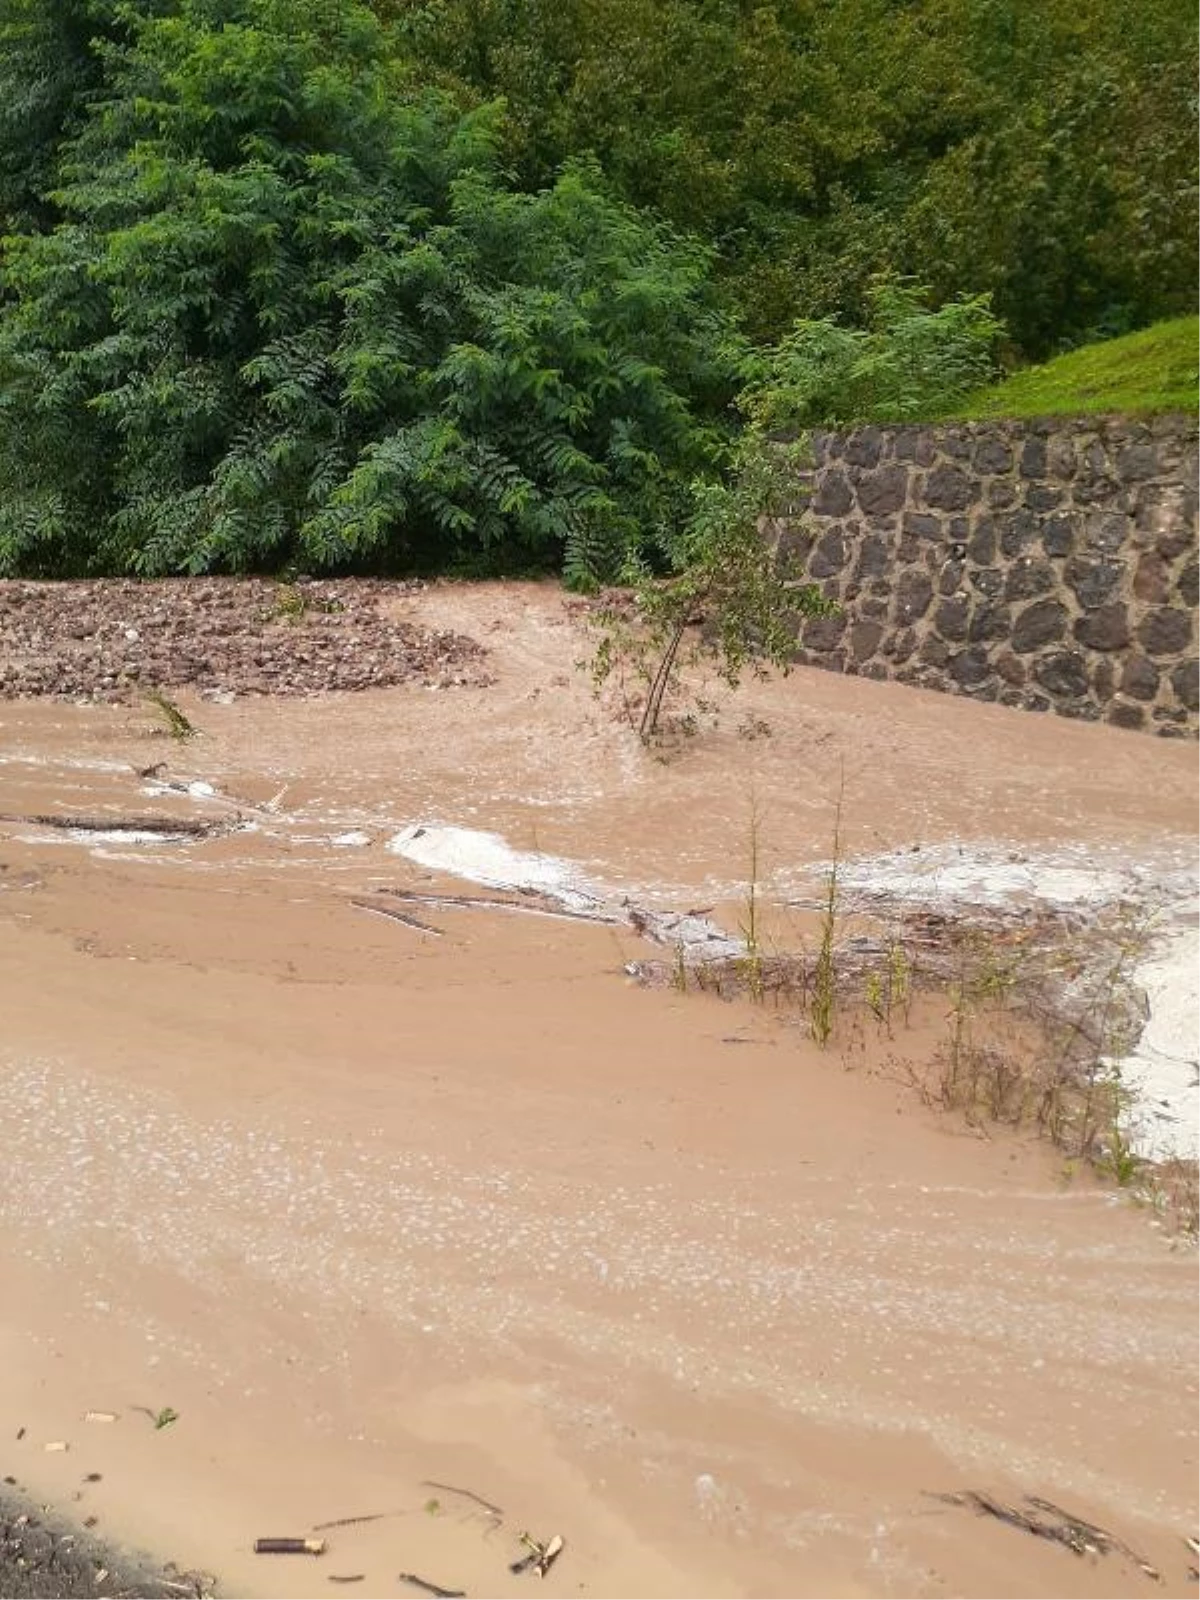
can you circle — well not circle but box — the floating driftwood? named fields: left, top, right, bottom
left=254, top=1537, right=327, bottom=1556
left=930, top=1490, right=1161, bottom=1581
left=0, top=810, right=233, bottom=839
left=398, top=1573, right=466, bottom=1599
left=378, top=883, right=622, bottom=928
left=510, top=1531, right=564, bottom=1579
left=420, top=1480, right=503, bottom=1520
left=362, top=884, right=742, bottom=961
left=311, top=1511, right=395, bottom=1533
left=351, top=899, right=444, bottom=936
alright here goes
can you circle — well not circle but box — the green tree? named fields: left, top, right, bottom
left=587, top=428, right=831, bottom=741
left=0, top=0, right=112, bottom=231
left=0, top=0, right=741, bottom=580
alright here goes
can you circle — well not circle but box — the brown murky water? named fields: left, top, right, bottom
left=1, top=581, right=1196, bottom=1598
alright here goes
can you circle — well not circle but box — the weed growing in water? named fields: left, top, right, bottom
left=144, top=688, right=196, bottom=740
left=810, top=773, right=844, bottom=1046
left=738, top=793, right=766, bottom=1003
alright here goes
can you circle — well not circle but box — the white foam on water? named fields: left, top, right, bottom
left=823, top=842, right=1132, bottom=911
left=387, top=822, right=593, bottom=904
left=385, top=821, right=744, bottom=955
left=1115, top=924, right=1200, bottom=1162
left=815, top=840, right=1199, bottom=1165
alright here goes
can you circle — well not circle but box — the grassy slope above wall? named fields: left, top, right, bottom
left=949, top=316, right=1199, bottom=421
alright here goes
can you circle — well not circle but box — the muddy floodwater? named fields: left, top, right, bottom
left=1, top=580, right=1197, bottom=1599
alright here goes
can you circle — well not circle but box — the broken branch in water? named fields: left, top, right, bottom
left=377, top=884, right=620, bottom=927
left=398, top=1573, right=466, bottom=1598
left=350, top=899, right=444, bottom=936
left=0, top=811, right=228, bottom=838
left=929, top=1491, right=1161, bottom=1581
left=311, top=1511, right=396, bottom=1532
left=419, top=1481, right=503, bottom=1520
left=1025, top=1496, right=1161, bottom=1579
left=510, top=1532, right=565, bottom=1579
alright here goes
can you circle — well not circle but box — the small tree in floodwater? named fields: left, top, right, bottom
left=585, top=430, right=832, bottom=741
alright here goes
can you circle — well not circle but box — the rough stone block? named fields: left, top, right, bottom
left=1115, top=443, right=1159, bottom=482
left=1035, top=651, right=1090, bottom=698
left=849, top=619, right=883, bottom=661
left=902, top=511, right=943, bottom=540
left=940, top=431, right=973, bottom=461
left=995, top=652, right=1026, bottom=686
left=924, top=464, right=973, bottom=511
left=1012, top=599, right=1067, bottom=653
left=937, top=559, right=966, bottom=595
left=802, top=613, right=847, bottom=651
left=968, top=517, right=996, bottom=564
left=844, top=427, right=884, bottom=468
left=1004, top=559, right=1055, bottom=601
left=1133, top=551, right=1169, bottom=603
left=998, top=508, right=1038, bottom=557
left=812, top=469, right=854, bottom=517
left=1019, top=437, right=1047, bottom=478
left=810, top=527, right=849, bottom=578
left=969, top=567, right=1004, bottom=598
left=891, top=429, right=935, bottom=465
left=968, top=602, right=1012, bottom=643
left=949, top=646, right=993, bottom=686
left=1180, top=559, right=1199, bottom=609
left=1120, top=655, right=1159, bottom=702
left=1024, top=484, right=1064, bottom=514
left=1171, top=659, right=1199, bottom=712
left=1041, top=512, right=1076, bottom=558
left=1065, top=555, right=1124, bottom=609
left=972, top=436, right=1013, bottom=475
left=884, top=628, right=917, bottom=663
left=857, top=465, right=910, bottom=516
left=1045, top=434, right=1077, bottom=478
left=1074, top=604, right=1130, bottom=651
left=894, top=569, right=933, bottom=621
left=1137, top=607, right=1193, bottom=657
left=1084, top=511, right=1128, bottom=553
left=1107, top=701, right=1146, bottom=730
left=934, top=595, right=971, bottom=642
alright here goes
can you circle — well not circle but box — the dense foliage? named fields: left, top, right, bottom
left=0, top=0, right=1194, bottom=581
left=742, top=281, right=1004, bottom=431
left=391, top=0, right=1198, bottom=356
left=0, top=0, right=741, bottom=581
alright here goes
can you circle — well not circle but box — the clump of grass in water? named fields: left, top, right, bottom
left=738, top=792, right=766, bottom=1004
left=864, top=935, right=913, bottom=1034
left=144, top=688, right=196, bottom=741
left=810, top=774, right=844, bottom=1046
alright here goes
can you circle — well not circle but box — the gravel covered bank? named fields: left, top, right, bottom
left=0, top=577, right=490, bottom=701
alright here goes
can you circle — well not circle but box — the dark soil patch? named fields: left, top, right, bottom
left=0, top=578, right=491, bottom=701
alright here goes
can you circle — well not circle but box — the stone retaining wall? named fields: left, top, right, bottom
left=770, top=415, right=1198, bottom=735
